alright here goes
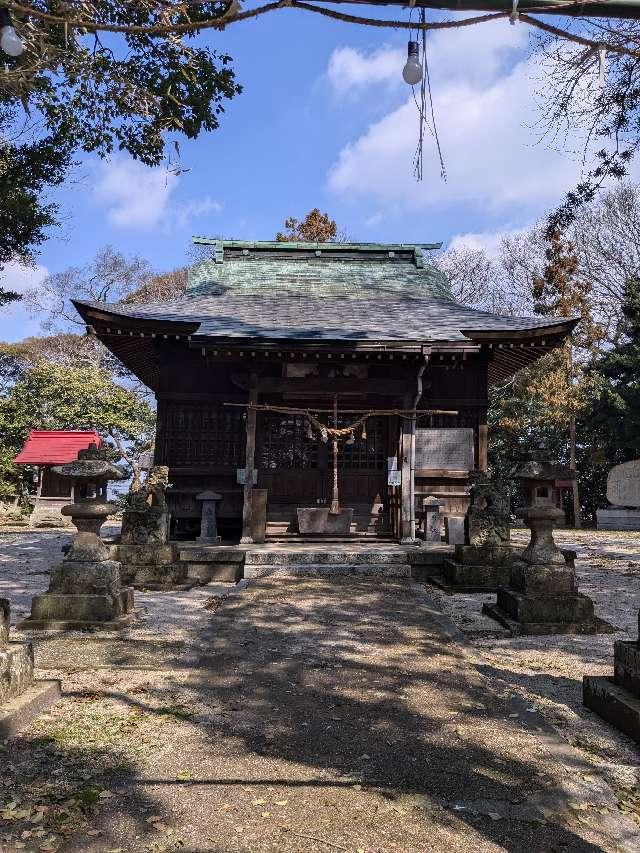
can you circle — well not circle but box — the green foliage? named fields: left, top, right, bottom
left=1, top=3, right=241, bottom=266
left=0, top=361, right=155, bottom=498
left=576, top=278, right=640, bottom=518
left=0, top=128, right=73, bottom=268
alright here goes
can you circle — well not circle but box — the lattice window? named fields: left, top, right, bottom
left=338, top=416, right=385, bottom=470
left=160, top=404, right=245, bottom=467
left=257, top=414, right=319, bottom=470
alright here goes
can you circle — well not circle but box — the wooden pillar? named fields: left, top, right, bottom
left=240, top=379, right=258, bottom=544
left=400, top=394, right=413, bottom=542
left=478, top=410, right=488, bottom=473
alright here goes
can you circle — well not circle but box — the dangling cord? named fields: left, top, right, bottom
left=422, top=7, right=447, bottom=181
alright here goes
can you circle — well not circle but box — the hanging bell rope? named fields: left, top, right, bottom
left=225, top=401, right=458, bottom=444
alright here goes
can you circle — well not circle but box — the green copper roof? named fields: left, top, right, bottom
left=186, top=238, right=452, bottom=300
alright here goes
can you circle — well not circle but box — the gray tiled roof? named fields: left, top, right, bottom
left=186, top=240, right=453, bottom=300
left=79, top=293, right=572, bottom=343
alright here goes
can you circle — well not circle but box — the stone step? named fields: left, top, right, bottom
left=244, top=563, right=412, bottom=579
left=243, top=550, right=409, bottom=566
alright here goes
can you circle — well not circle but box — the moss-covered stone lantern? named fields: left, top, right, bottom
left=21, top=444, right=135, bottom=630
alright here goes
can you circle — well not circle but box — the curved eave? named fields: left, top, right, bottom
left=74, top=299, right=578, bottom=390
left=73, top=300, right=201, bottom=391
left=462, top=317, right=579, bottom=385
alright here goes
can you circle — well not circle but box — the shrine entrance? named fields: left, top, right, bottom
left=256, top=411, right=390, bottom=534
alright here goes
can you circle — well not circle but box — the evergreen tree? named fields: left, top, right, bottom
left=581, top=278, right=640, bottom=475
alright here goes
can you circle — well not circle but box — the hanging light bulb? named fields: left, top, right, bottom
left=402, top=40, right=422, bottom=86
left=0, top=9, right=24, bottom=57
left=361, top=422, right=367, bottom=440
left=306, top=421, right=314, bottom=440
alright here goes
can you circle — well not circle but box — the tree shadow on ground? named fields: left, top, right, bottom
left=0, top=735, right=162, bottom=851
left=70, top=576, right=636, bottom=852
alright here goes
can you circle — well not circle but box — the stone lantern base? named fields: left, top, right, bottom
left=583, top=633, right=640, bottom=744
left=21, top=504, right=135, bottom=630
left=23, top=560, right=135, bottom=630
left=483, top=504, right=613, bottom=635
left=1, top=599, right=60, bottom=738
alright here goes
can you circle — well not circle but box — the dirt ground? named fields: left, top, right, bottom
left=1, top=530, right=640, bottom=853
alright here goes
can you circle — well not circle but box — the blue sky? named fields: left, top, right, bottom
left=1, top=8, right=618, bottom=341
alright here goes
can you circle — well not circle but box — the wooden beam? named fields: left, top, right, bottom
left=257, top=376, right=414, bottom=394
left=326, top=0, right=640, bottom=19
left=400, top=393, right=413, bottom=541
left=240, top=378, right=258, bottom=544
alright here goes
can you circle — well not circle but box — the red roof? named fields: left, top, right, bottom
left=14, top=430, right=101, bottom=465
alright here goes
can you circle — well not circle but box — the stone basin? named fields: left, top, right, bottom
left=297, top=507, right=354, bottom=535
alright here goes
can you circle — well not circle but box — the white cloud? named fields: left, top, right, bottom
left=326, top=21, right=599, bottom=217
left=94, top=156, right=222, bottom=232
left=0, top=262, right=48, bottom=342
left=172, top=196, right=223, bottom=230
left=95, top=157, right=178, bottom=228
left=447, top=226, right=527, bottom=258
left=327, top=46, right=403, bottom=97
left=327, top=22, right=527, bottom=99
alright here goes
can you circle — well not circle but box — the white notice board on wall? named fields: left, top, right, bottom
left=415, top=428, right=474, bottom=471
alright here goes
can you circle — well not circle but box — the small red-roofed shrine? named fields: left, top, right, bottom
left=14, top=430, right=101, bottom=526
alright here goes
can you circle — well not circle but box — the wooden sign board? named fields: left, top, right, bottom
left=415, top=428, right=474, bottom=472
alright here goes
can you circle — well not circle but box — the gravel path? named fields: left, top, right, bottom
left=427, top=529, right=640, bottom=780
left=1, top=531, right=640, bottom=852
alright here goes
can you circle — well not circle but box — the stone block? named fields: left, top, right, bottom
left=0, top=679, right=61, bottom=740
left=496, top=587, right=595, bottom=624
left=444, top=516, right=465, bottom=545
left=186, top=561, right=243, bottom=584
left=117, top=543, right=176, bottom=566
left=179, top=548, right=245, bottom=564
left=606, top=460, right=640, bottom=507
left=597, top=508, right=640, bottom=531
left=509, top=559, right=577, bottom=595
left=406, top=548, right=452, bottom=567
left=443, top=559, right=511, bottom=590
left=121, top=509, right=169, bottom=546
left=583, top=676, right=640, bottom=745
left=251, top=489, right=268, bottom=544
left=613, top=640, right=640, bottom=697
left=49, top=560, right=121, bottom=597
left=126, top=563, right=187, bottom=589
left=0, top=643, right=34, bottom=703
left=29, top=593, right=121, bottom=623
left=297, top=507, right=354, bottom=535
left=120, top=587, right=135, bottom=613
left=454, top=544, right=513, bottom=566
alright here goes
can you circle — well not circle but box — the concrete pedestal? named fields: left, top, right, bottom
left=196, top=491, right=222, bottom=544
left=297, top=507, right=354, bottom=535
left=584, top=636, right=640, bottom=744
left=0, top=598, right=60, bottom=738
left=484, top=503, right=608, bottom=635
left=596, top=508, right=640, bottom=531
left=118, top=542, right=188, bottom=590
left=22, top=540, right=134, bottom=630
left=440, top=544, right=513, bottom=592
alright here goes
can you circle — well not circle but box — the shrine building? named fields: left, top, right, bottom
left=73, top=240, right=576, bottom=543
left=14, top=430, right=102, bottom=526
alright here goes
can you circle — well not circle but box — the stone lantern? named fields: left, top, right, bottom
left=22, top=444, right=135, bottom=630
left=483, top=460, right=609, bottom=635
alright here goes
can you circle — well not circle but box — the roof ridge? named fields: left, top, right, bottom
left=192, top=237, right=443, bottom=251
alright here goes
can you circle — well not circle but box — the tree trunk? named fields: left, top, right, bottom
left=569, top=414, right=582, bottom=528
left=567, top=344, right=582, bottom=529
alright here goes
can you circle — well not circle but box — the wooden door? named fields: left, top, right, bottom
left=256, top=413, right=323, bottom=506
